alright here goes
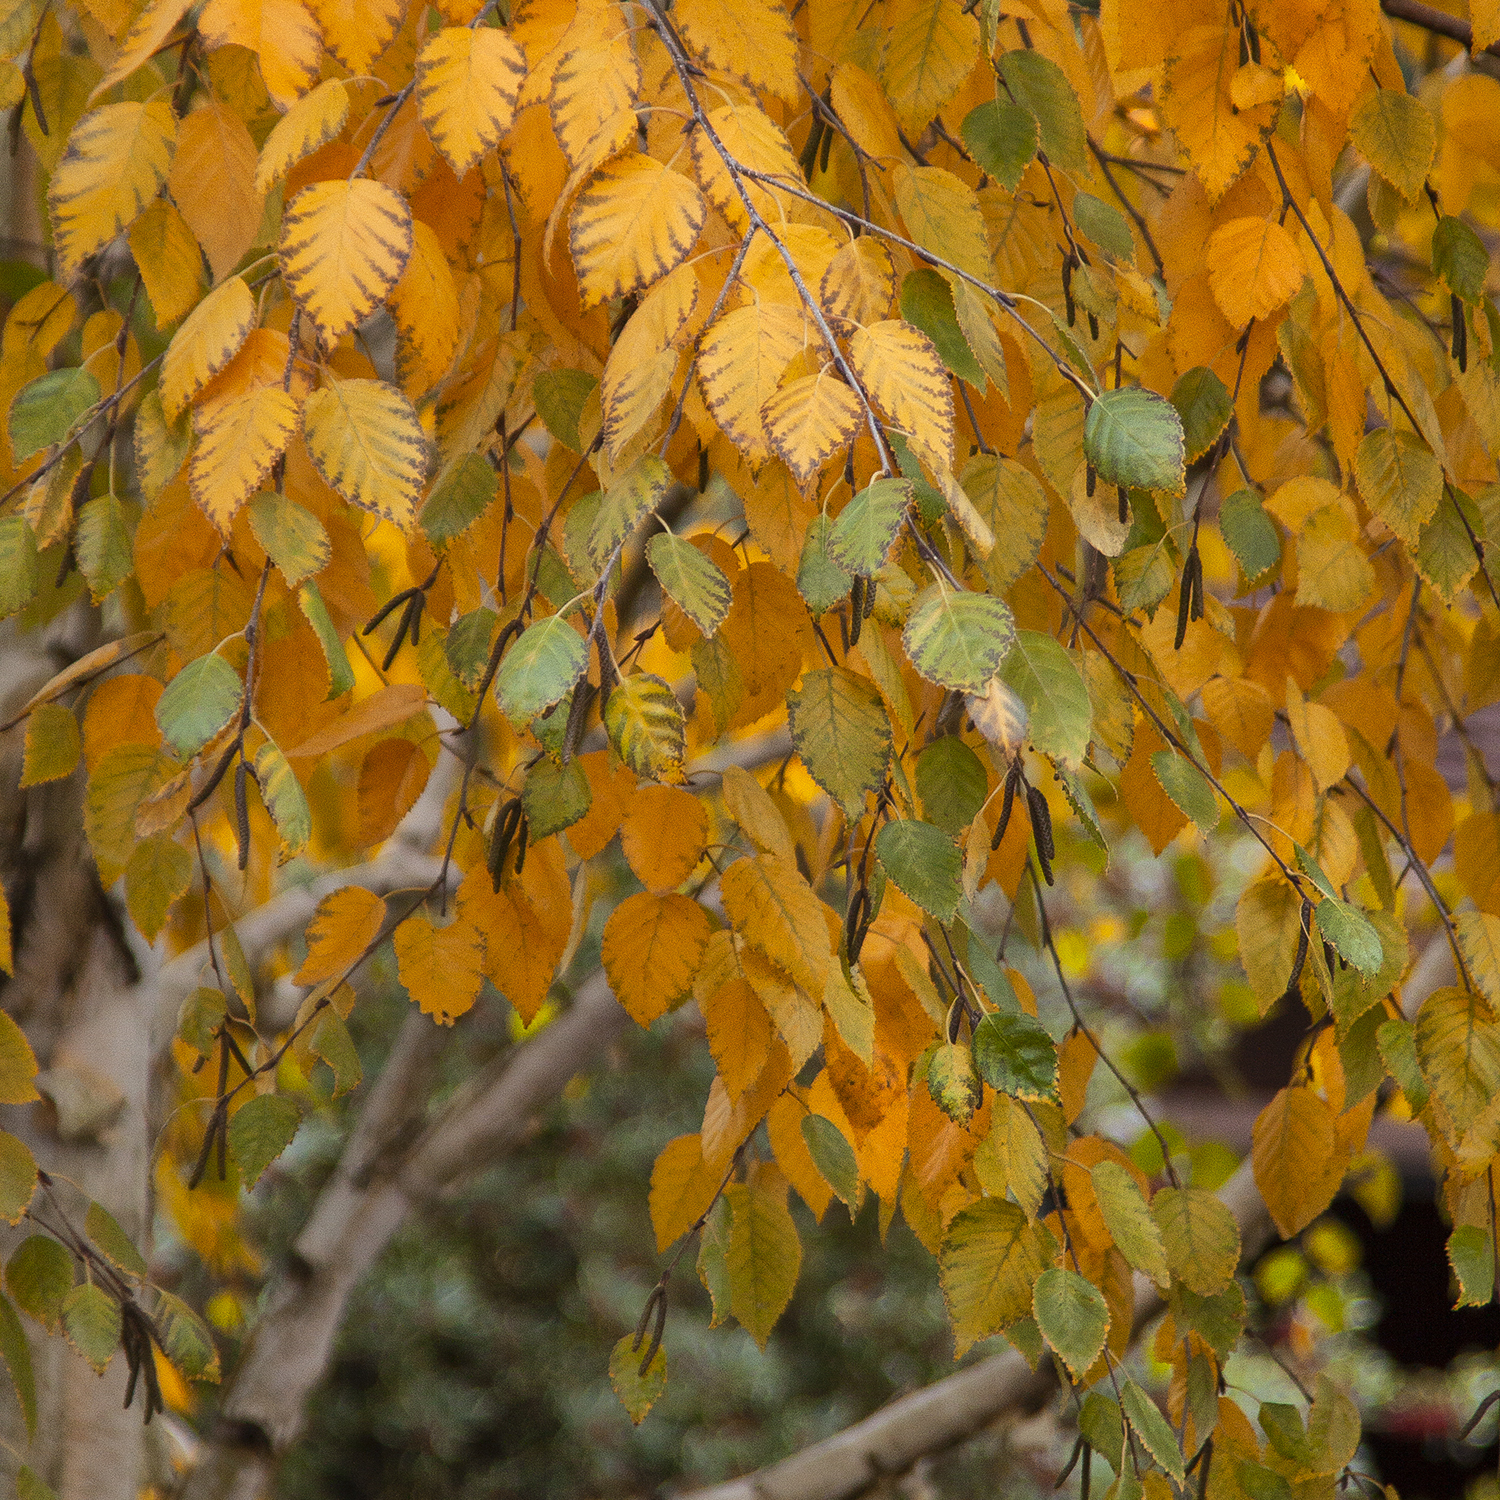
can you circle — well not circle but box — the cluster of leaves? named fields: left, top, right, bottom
left=2, top=0, right=1500, bottom=1488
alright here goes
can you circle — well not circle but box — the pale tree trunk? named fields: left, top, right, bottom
left=0, top=619, right=157, bottom=1500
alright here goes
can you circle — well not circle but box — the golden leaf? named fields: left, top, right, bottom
left=279, top=179, right=414, bottom=347
left=189, top=385, right=302, bottom=536
left=819, top=235, right=897, bottom=328
left=1205, top=216, right=1307, bottom=328
left=197, top=0, right=322, bottom=109
left=548, top=20, right=640, bottom=167
left=392, top=909, right=485, bottom=1025
left=169, top=101, right=263, bottom=284
left=879, top=0, right=979, bottom=132
left=389, top=220, right=462, bottom=399
left=720, top=851, right=831, bottom=995
left=649, top=1133, right=721, bottom=1251
left=308, top=0, right=403, bottom=74
left=674, top=0, right=799, bottom=103
left=294, top=885, right=388, bottom=984
left=848, top=319, right=955, bottom=474
left=48, top=101, right=177, bottom=277
left=568, top=151, right=708, bottom=308
left=91, top=0, right=194, bottom=98
left=601, top=891, right=712, bottom=1026
left=301, top=378, right=427, bottom=532
left=126, top=200, right=204, bottom=330
left=620, top=784, right=709, bottom=893
left=688, top=100, right=803, bottom=234
left=1251, top=1085, right=1345, bottom=1239
left=829, top=61, right=904, bottom=163
left=600, top=261, right=698, bottom=459
left=159, top=275, right=255, bottom=422
left=255, top=79, right=350, bottom=196
left=696, top=302, right=806, bottom=468
left=416, top=25, right=526, bottom=179
left=761, top=369, right=863, bottom=488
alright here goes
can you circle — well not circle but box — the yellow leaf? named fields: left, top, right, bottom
left=829, top=61, right=904, bottom=163
left=720, top=764, right=796, bottom=867
left=879, top=0, right=979, bottom=132
left=416, top=26, right=526, bottom=178
left=940, top=1197, right=1050, bottom=1356
left=457, top=869, right=569, bottom=1025
left=85, top=741, right=182, bottom=883
left=1284, top=679, right=1350, bottom=795
left=601, top=891, right=712, bottom=1025
left=294, top=886, right=388, bottom=984
left=725, top=1161, right=801, bottom=1347
left=3, top=282, right=78, bottom=363
left=1206, top=216, right=1307, bottom=328
left=1236, top=875, right=1305, bottom=1012
left=284, top=682, right=428, bottom=756
left=620, top=784, right=709, bottom=893
left=189, top=386, right=301, bottom=536
left=649, top=1132, right=720, bottom=1251
left=124, top=833, right=192, bottom=942
left=688, top=100, right=803, bottom=235
left=48, top=101, right=177, bottom=278
left=698, top=961, right=773, bottom=1103
left=390, top=220, right=462, bottom=399
left=168, top=101, right=263, bottom=284
left=0, top=1009, right=38, bottom=1103
left=279, top=179, right=413, bottom=347
left=848, top=319, right=955, bottom=474
left=1476, top=0, right=1500, bottom=50
left=548, top=21, right=640, bottom=168
left=717, top=560, right=811, bottom=725
left=761, top=369, right=863, bottom=488
left=309, top=0, right=403, bottom=73
left=720, top=851, right=831, bottom=995
left=392, top=909, right=485, bottom=1024
left=1349, top=86, right=1435, bottom=203
left=255, top=80, right=350, bottom=196
left=1458, top=912, right=1500, bottom=1008
left=159, top=275, right=255, bottom=422
left=568, top=152, right=707, bottom=309
left=21, top=703, right=81, bottom=787
left=1252, top=1085, right=1344, bottom=1239
left=1160, top=25, right=1279, bottom=200
left=302, top=378, right=426, bottom=532
left=1415, top=986, right=1500, bottom=1157
left=1200, top=674, right=1274, bottom=762
left=892, top=164, right=993, bottom=283
left=1151, top=1185, right=1240, bottom=1295
left=126, top=199, right=204, bottom=330
left=1295, top=504, right=1373, bottom=614
left=601, top=261, right=698, bottom=460
left=91, top=0, right=194, bottom=99
left=674, top=0, right=799, bottom=103
left=0, top=884, right=10, bottom=978
left=198, top=0, right=322, bottom=109
left=696, top=302, right=806, bottom=468
left=819, top=234, right=897, bottom=328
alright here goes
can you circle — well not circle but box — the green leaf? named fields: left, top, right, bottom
left=902, top=586, right=1016, bottom=693
left=1058, top=765, right=1108, bottom=865
left=801, top=1114, right=861, bottom=1208
left=252, top=739, right=311, bottom=860
left=298, top=581, right=355, bottom=699
left=1152, top=1185, right=1241, bottom=1295
left=827, top=477, right=911, bottom=576
left=900, top=268, right=985, bottom=386
left=445, top=607, right=498, bottom=689
left=532, top=368, right=597, bottom=451
left=1114, top=540, right=1175, bottom=616
left=495, top=613, right=588, bottom=725
left=247, top=491, right=331, bottom=586
left=1218, top=488, right=1281, bottom=584
left=786, top=666, right=891, bottom=821
left=973, top=1011, right=1058, bottom=1100
left=1416, top=484, right=1481, bottom=603
left=420, top=452, right=496, bottom=548
left=17, top=1466, right=57, bottom=1500
left=1079, top=1389, right=1125, bottom=1470
left=61, top=1281, right=120, bottom=1374
left=1122, top=1378, right=1184, bottom=1480
left=940, top=1197, right=1052, bottom=1356
left=646, top=532, right=732, bottom=638
left=1449, top=1224, right=1495, bottom=1306
left=0, top=1131, right=35, bottom=1224
left=1151, top=748, right=1217, bottom=832
left=1315, top=897, right=1383, bottom=975
left=916, top=736, right=987, bottom=835
left=1168, top=1279, right=1246, bottom=1360
left=0, top=517, right=40, bottom=620
left=155, top=1288, right=221, bottom=1381
left=959, top=99, right=1038, bottom=191
left=795, top=513, right=852, bottom=615
left=227, top=1092, right=302, bottom=1190
left=925, top=1041, right=983, bottom=1124
left=135, top=388, right=192, bottom=499
left=522, top=754, right=592, bottom=838
left=1433, top=215, right=1487, bottom=304
left=9, top=366, right=100, bottom=460
left=1349, top=86, right=1435, bottom=202
left=75, top=493, right=135, bottom=601
left=960, top=453, right=1049, bottom=590
left=1071, top=192, right=1134, bottom=262
left=587, top=454, right=670, bottom=571
left=1354, top=427, right=1442, bottom=549
left=1083, top=387, right=1186, bottom=496
left=1090, top=1160, right=1169, bottom=1288
left=609, top=1331, right=667, bottom=1424
left=875, top=817, right=962, bottom=920
left=154, top=652, right=243, bottom=758
left=998, top=49, right=1087, bottom=169
left=604, top=672, right=685, bottom=780
left=6, top=1236, right=72, bottom=1332
left=0, top=1292, right=35, bottom=1437
left=85, top=1201, right=145, bottom=1279
left=999, top=629, right=1091, bottom=768
left=1033, top=1266, right=1110, bottom=1380
left=1170, top=366, right=1232, bottom=463
left=725, top=1170, right=801, bottom=1348
left=309, top=1006, right=361, bottom=1098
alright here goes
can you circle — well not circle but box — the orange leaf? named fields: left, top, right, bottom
left=649, top=1132, right=721, bottom=1251
left=392, top=909, right=485, bottom=1025
left=357, top=738, right=431, bottom=845
left=294, top=886, right=388, bottom=985
left=620, top=784, right=708, bottom=893
left=601, top=891, right=712, bottom=1026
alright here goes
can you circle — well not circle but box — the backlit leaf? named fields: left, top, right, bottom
left=303, top=378, right=426, bottom=532
left=295, top=886, right=387, bottom=985
left=252, top=739, right=312, bottom=861
left=848, top=319, right=955, bottom=474
left=254, top=78, right=348, bottom=195
left=1091, top=1160, right=1169, bottom=1289
left=587, top=454, right=670, bottom=571
left=1152, top=1186, right=1240, bottom=1295
left=1206, top=217, right=1306, bottom=327
left=248, top=491, right=330, bottom=586
left=159, top=275, right=254, bottom=422
left=1350, top=87, right=1434, bottom=203
left=762, top=371, right=863, bottom=487
left=1353, top=427, right=1442, bottom=549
